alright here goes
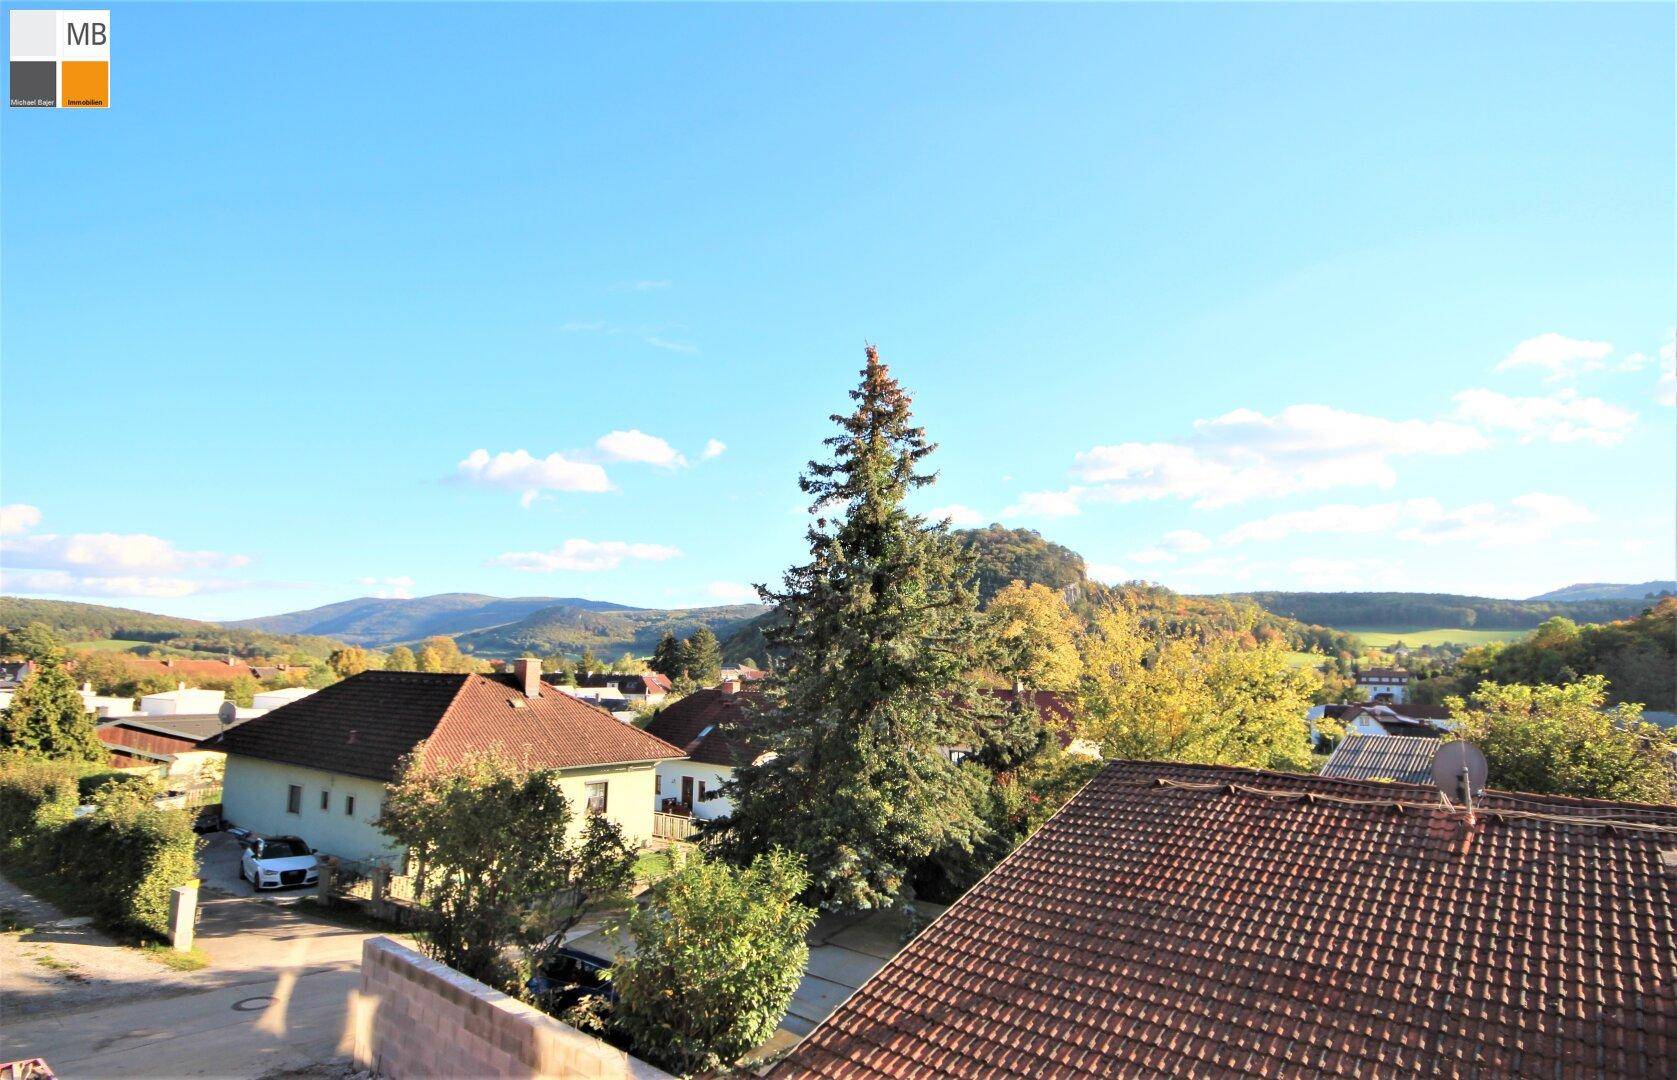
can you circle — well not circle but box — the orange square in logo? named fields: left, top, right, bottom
left=60, top=61, right=108, bottom=108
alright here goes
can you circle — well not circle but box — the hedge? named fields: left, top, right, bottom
left=0, top=759, right=198, bottom=938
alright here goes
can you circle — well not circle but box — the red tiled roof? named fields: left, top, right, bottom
left=641, top=688, right=761, bottom=767
left=1358, top=666, right=1412, bottom=680
left=121, top=657, right=265, bottom=680
left=778, top=760, right=1677, bottom=1079
left=216, top=671, right=683, bottom=782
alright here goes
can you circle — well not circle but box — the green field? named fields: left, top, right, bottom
left=1343, top=627, right=1529, bottom=647
left=67, top=639, right=223, bottom=658
left=67, top=639, right=154, bottom=652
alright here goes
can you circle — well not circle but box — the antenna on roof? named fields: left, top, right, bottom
left=1431, top=741, right=1488, bottom=822
left=218, top=700, right=239, bottom=728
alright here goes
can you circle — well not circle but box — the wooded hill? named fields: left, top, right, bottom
left=722, top=527, right=1358, bottom=664
left=1220, top=591, right=1658, bottom=631
left=0, top=597, right=343, bottom=661
left=230, top=591, right=769, bottom=660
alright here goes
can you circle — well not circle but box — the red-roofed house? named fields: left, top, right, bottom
left=640, top=684, right=762, bottom=821
left=215, top=660, right=684, bottom=865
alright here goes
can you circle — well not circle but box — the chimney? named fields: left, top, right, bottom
left=720, top=678, right=740, bottom=695
left=513, top=657, right=542, bottom=699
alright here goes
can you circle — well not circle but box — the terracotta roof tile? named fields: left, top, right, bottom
left=777, top=760, right=1677, bottom=1079
left=215, top=670, right=683, bottom=782
left=642, top=687, right=761, bottom=766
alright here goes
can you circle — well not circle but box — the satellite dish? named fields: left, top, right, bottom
left=1432, top=741, right=1488, bottom=802
left=218, top=700, right=239, bottom=727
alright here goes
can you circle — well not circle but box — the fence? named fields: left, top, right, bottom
left=651, top=812, right=697, bottom=842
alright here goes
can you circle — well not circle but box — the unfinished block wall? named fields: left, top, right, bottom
left=353, top=936, right=671, bottom=1079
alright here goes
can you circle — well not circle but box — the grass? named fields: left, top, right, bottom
left=634, top=849, right=674, bottom=885
left=1343, top=627, right=1529, bottom=648
left=138, top=942, right=209, bottom=971
left=1283, top=650, right=1328, bottom=669
left=66, top=638, right=156, bottom=652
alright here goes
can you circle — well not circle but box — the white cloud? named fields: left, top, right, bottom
left=1002, top=488, right=1086, bottom=519
left=1452, top=388, right=1637, bottom=446
left=926, top=503, right=986, bottom=527
left=701, top=438, right=727, bottom=460
left=1025, top=404, right=1484, bottom=515
left=1496, top=332, right=1614, bottom=381
left=1, top=569, right=244, bottom=599
left=702, top=581, right=759, bottom=604
left=488, top=540, right=682, bottom=573
left=1222, top=493, right=1594, bottom=550
left=1223, top=499, right=1442, bottom=545
left=358, top=576, right=416, bottom=600
left=1160, top=529, right=1211, bottom=553
left=628, top=280, right=670, bottom=291
left=456, top=448, right=612, bottom=505
left=1127, top=547, right=1175, bottom=566
left=644, top=336, right=699, bottom=355
left=0, top=504, right=41, bottom=537
left=1285, top=557, right=1407, bottom=591
left=1658, top=329, right=1676, bottom=407
left=595, top=430, right=688, bottom=469
left=1398, top=493, right=1596, bottom=548
left=3, top=532, right=250, bottom=573
left=1083, top=562, right=1131, bottom=585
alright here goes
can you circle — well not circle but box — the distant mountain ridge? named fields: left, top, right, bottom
left=228, top=592, right=769, bottom=657
left=1526, top=581, right=1677, bottom=602
left=228, top=593, right=638, bottom=645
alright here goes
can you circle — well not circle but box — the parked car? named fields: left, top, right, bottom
left=526, top=948, right=616, bottom=1011
left=239, top=835, right=320, bottom=890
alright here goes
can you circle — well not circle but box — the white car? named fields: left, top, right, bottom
left=239, top=835, right=320, bottom=891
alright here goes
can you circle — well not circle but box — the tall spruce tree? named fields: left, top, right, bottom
left=682, top=627, right=723, bottom=685
left=710, top=346, right=990, bottom=911
left=648, top=632, right=683, bottom=679
left=0, top=657, right=105, bottom=762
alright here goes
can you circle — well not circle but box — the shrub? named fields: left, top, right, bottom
left=56, top=785, right=199, bottom=936
left=0, top=761, right=79, bottom=854
left=611, top=849, right=815, bottom=1074
left=0, top=759, right=197, bottom=938
left=76, top=768, right=162, bottom=803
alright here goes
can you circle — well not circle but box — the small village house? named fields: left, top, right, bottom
left=1354, top=665, right=1413, bottom=703
left=216, top=661, right=684, bottom=866
left=641, top=682, right=759, bottom=820
left=99, top=712, right=248, bottom=777
left=554, top=671, right=674, bottom=707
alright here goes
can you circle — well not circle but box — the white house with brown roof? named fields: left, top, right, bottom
left=1355, top=666, right=1412, bottom=703
left=216, top=660, right=685, bottom=867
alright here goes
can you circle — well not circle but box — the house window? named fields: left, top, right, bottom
left=585, top=781, right=608, bottom=815
left=320, top=790, right=330, bottom=811
left=654, top=774, right=661, bottom=795
left=698, top=781, right=708, bottom=802
left=345, top=795, right=356, bottom=816
left=286, top=785, right=302, bottom=814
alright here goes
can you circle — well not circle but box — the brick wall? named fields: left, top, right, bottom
left=352, top=936, right=672, bottom=1079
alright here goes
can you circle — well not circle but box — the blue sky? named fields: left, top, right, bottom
left=2, top=3, right=1672, bottom=620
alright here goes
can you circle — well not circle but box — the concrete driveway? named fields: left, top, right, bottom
left=199, top=831, right=322, bottom=903
left=1, top=874, right=405, bottom=1078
